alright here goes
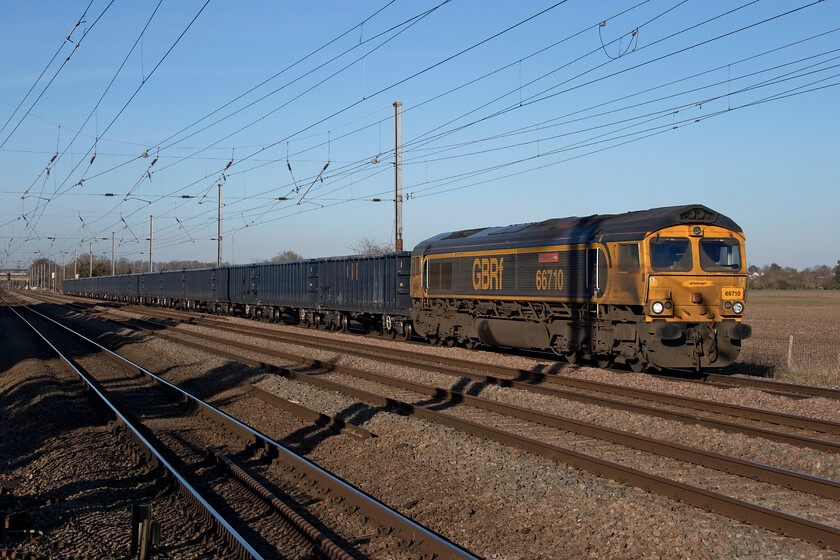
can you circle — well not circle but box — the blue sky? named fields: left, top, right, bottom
left=1, top=0, right=838, bottom=270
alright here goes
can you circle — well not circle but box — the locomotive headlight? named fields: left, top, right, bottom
left=724, top=301, right=733, bottom=309
left=652, top=301, right=664, bottom=314
left=732, top=301, right=744, bottom=314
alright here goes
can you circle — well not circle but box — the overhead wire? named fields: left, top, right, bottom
left=0, top=1, right=112, bottom=151
left=11, top=1, right=837, bottom=265
left=191, top=0, right=762, bottom=219
left=218, top=20, right=832, bottom=230
left=0, top=1, right=94, bottom=140
left=35, top=1, right=212, bottom=249
left=154, top=0, right=420, bottom=159
left=154, top=0, right=398, bottom=150
left=13, top=1, right=212, bottom=261
left=409, top=78, right=840, bottom=201
left=396, top=49, right=840, bottom=167
left=42, top=1, right=446, bottom=253
left=44, top=0, right=165, bottom=200
left=204, top=0, right=764, bottom=215
left=402, top=70, right=840, bottom=200
left=70, top=0, right=572, bottom=253
left=46, top=2, right=407, bottom=187
left=150, top=0, right=453, bottom=180
left=293, top=0, right=825, bottom=203
left=403, top=0, right=759, bottom=153
left=130, top=0, right=578, bottom=245
left=208, top=0, right=659, bottom=205
left=149, top=0, right=569, bottom=206
left=49, top=0, right=211, bottom=203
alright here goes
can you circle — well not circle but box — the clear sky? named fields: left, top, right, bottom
left=1, top=0, right=838, bottom=271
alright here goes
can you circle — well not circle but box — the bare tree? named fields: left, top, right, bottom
left=269, top=250, right=304, bottom=262
left=158, top=260, right=219, bottom=271
left=349, top=237, right=392, bottom=255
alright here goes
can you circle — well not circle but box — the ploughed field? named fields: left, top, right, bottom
left=734, top=289, right=840, bottom=386
left=3, top=288, right=840, bottom=559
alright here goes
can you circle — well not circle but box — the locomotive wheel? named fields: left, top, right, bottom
left=565, top=351, right=580, bottom=364
left=596, top=355, right=615, bottom=369
left=628, top=359, right=647, bottom=373
left=312, top=315, right=321, bottom=329
left=402, top=323, right=413, bottom=342
left=427, top=335, right=439, bottom=346
left=340, top=314, right=349, bottom=332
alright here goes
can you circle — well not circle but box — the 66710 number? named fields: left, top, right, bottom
left=535, top=268, right=564, bottom=291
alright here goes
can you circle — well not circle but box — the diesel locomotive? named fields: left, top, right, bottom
left=62, top=204, right=751, bottom=371
left=410, top=204, right=751, bottom=370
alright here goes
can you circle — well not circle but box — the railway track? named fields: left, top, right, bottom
left=48, top=296, right=840, bottom=456
left=37, top=290, right=840, bottom=401
left=2, top=293, right=480, bottom=560
left=3, top=299, right=265, bottom=559
left=15, top=291, right=840, bottom=552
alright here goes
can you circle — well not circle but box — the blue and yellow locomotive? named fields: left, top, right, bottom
left=409, top=204, right=751, bottom=370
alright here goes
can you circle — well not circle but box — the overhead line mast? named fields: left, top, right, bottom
left=218, top=183, right=223, bottom=267
left=394, top=101, right=403, bottom=252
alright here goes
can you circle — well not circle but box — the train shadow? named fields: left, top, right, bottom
left=176, top=360, right=258, bottom=402
left=0, top=373, right=99, bottom=472
left=717, top=362, right=775, bottom=378
left=282, top=401, right=381, bottom=456
left=415, top=377, right=490, bottom=412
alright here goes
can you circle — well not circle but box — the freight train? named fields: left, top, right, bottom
left=62, top=204, right=751, bottom=371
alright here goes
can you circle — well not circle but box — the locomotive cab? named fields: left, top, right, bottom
left=639, top=223, right=751, bottom=369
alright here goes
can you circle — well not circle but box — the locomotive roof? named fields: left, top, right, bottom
left=413, top=205, right=742, bottom=254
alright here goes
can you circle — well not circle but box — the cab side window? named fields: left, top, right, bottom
left=428, top=259, right=453, bottom=291
left=618, top=243, right=640, bottom=273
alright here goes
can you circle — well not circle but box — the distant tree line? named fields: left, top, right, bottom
left=748, top=261, right=840, bottom=290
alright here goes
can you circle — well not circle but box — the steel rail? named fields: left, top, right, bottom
left=206, top=446, right=355, bottom=560
left=254, top=324, right=840, bottom=435
left=94, top=304, right=840, bottom=439
left=21, top=292, right=840, bottom=551
left=35, top=292, right=840, bottom=401
left=135, top=324, right=840, bottom=500
left=243, top=384, right=374, bottom=441
left=700, top=371, right=840, bottom=400
left=110, top=313, right=840, bottom=454
left=2, top=299, right=264, bottom=560
left=100, top=313, right=840, bottom=551
left=11, top=299, right=481, bottom=560
left=116, top=298, right=840, bottom=401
